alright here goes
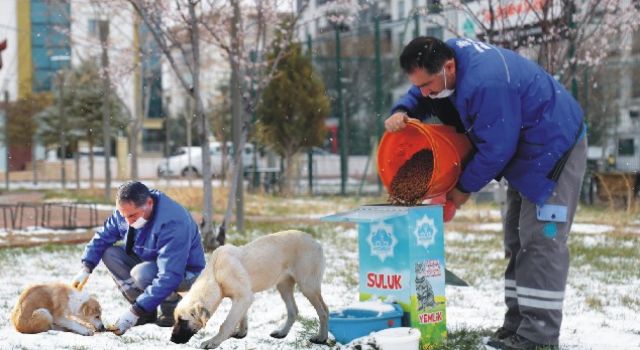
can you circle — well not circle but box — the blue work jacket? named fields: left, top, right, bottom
left=81, top=190, right=206, bottom=312
left=392, top=38, right=584, bottom=205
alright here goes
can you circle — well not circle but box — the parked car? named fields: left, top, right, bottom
left=157, top=142, right=255, bottom=178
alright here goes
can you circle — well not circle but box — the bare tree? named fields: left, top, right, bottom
left=409, top=0, right=640, bottom=145
left=99, top=20, right=113, bottom=201
left=428, top=1, right=640, bottom=83
left=198, top=0, right=309, bottom=238
left=127, top=0, right=218, bottom=247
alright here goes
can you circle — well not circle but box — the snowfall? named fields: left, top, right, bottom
left=0, top=204, right=638, bottom=350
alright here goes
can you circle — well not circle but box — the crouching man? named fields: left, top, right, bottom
left=71, top=181, right=206, bottom=334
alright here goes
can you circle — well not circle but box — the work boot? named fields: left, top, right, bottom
left=156, top=294, right=181, bottom=327
left=501, top=334, right=559, bottom=350
left=486, top=326, right=516, bottom=348
left=135, top=310, right=157, bottom=326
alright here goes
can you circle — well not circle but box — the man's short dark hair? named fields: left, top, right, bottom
left=116, top=181, right=151, bottom=207
left=400, top=36, right=455, bottom=75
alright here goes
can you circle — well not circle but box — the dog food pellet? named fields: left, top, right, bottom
left=389, top=149, right=434, bottom=206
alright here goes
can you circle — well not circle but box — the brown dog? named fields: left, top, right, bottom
left=11, top=283, right=104, bottom=335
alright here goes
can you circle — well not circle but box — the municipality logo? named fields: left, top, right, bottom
left=367, top=222, right=397, bottom=262
left=414, top=215, right=437, bottom=249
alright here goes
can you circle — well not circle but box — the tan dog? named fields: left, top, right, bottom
left=171, top=230, right=328, bottom=349
left=11, top=283, right=104, bottom=335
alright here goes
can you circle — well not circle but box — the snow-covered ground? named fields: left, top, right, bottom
left=0, top=207, right=639, bottom=350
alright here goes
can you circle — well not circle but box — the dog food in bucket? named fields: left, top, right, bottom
left=389, top=149, right=434, bottom=206
left=373, top=327, right=421, bottom=350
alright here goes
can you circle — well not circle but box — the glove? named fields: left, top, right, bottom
left=443, top=200, right=457, bottom=223
left=112, top=308, right=139, bottom=335
left=71, top=267, right=91, bottom=290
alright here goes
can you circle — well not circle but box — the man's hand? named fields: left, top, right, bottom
left=71, top=267, right=91, bottom=290
left=110, top=308, right=139, bottom=335
left=384, top=112, right=411, bottom=132
left=446, top=187, right=471, bottom=209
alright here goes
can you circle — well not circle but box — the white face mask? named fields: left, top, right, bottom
left=429, top=67, right=455, bottom=99
left=130, top=206, right=148, bottom=229
left=130, top=216, right=147, bottom=229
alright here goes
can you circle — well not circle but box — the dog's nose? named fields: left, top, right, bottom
left=170, top=330, right=194, bottom=344
left=171, top=320, right=195, bottom=344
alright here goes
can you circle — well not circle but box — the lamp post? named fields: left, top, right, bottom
left=51, top=54, right=70, bottom=189
left=334, top=26, right=348, bottom=195
left=326, top=6, right=352, bottom=196
left=57, top=71, right=67, bottom=189
left=3, top=90, right=8, bottom=191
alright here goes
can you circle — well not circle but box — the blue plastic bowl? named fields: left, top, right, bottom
left=328, top=303, right=404, bottom=344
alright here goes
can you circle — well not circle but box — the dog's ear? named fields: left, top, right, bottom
left=81, top=299, right=101, bottom=317
left=194, top=302, right=211, bottom=323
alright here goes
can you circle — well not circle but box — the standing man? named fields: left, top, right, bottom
left=386, top=37, right=586, bottom=350
left=71, top=181, right=206, bottom=334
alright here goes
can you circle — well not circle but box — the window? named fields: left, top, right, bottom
left=30, top=0, right=70, bottom=92
left=140, top=23, right=163, bottom=118
left=88, top=19, right=99, bottom=38
left=143, top=129, right=165, bottom=153
left=426, top=26, right=443, bottom=40
left=633, top=29, right=640, bottom=54
left=633, top=66, right=640, bottom=98
left=630, top=109, right=639, bottom=119
left=398, top=0, right=405, bottom=19
left=618, top=139, right=635, bottom=156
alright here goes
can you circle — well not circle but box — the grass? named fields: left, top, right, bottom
left=0, top=243, right=83, bottom=264
left=428, top=327, right=492, bottom=350
left=159, top=186, right=368, bottom=216
left=573, top=203, right=639, bottom=226
left=444, top=232, right=504, bottom=285
left=43, top=188, right=115, bottom=204
left=620, top=295, right=640, bottom=311
left=568, top=234, right=640, bottom=283
left=324, top=256, right=359, bottom=288
left=289, top=315, right=328, bottom=349
left=3, top=191, right=638, bottom=349
left=585, top=295, right=605, bottom=311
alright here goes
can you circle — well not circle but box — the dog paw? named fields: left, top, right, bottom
left=270, top=330, right=288, bottom=339
left=309, top=335, right=328, bottom=344
left=200, top=339, right=220, bottom=349
left=79, top=328, right=95, bottom=336
left=230, top=330, right=247, bottom=339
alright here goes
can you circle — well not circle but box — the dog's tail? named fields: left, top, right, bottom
left=12, top=308, right=53, bottom=334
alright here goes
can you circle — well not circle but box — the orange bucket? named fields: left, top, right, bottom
left=377, top=120, right=473, bottom=199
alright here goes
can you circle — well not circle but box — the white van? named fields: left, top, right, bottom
left=156, top=142, right=255, bottom=177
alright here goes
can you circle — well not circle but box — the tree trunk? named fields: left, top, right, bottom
left=282, top=151, right=296, bottom=196
left=221, top=142, right=228, bottom=186
left=186, top=103, right=193, bottom=187
left=74, top=150, right=80, bottom=190
left=229, top=0, right=244, bottom=233
left=89, top=138, right=95, bottom=190
left=58, top=72, right=66, bottom=190
left=99, top=20, right=112, bottom=202
left=130, top=14, right=142, bottom=181
left=185, top=1, right=215, bottom=249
